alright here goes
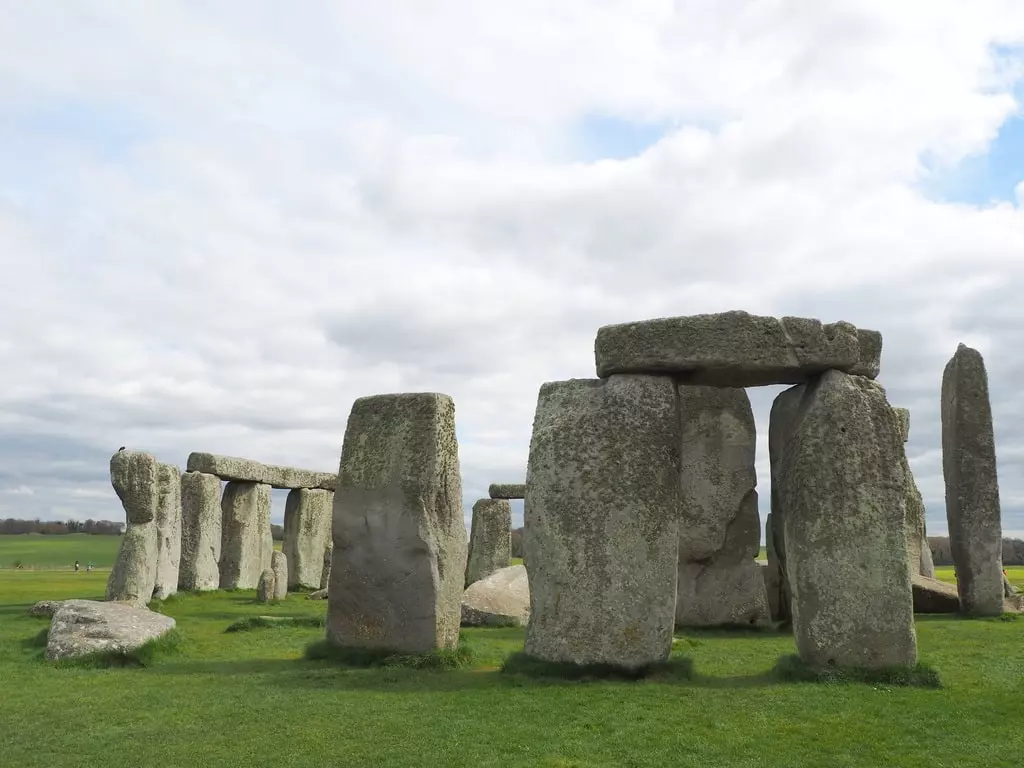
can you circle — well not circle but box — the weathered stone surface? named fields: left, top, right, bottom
left=308, top=588, right=328, bottom=600
left=283, top=488, right=333, bottom=589
left=676, top=385, right=769, bottom=628
left=763, top=515, right=787, bottom=622
left=850, top=329, right=883, bottom=378
left=107, top=453, right=160, bottom=607
left=893, top=407, right=911, bottom=443
left=461, top=565, right=530, bottom=627
left=271, top=551, right=288, bottom=600
left=219, top=481, right=273, bottom=590
left=178, top=471, right=222, bottom=591
left=256, top=569, right=276, bottom=602
left=327, top=392, right=467, bottom=653
left=912, top=574, right=960, bottom=613
left=46, top=599, right=175, bottom=661
left=465, top=499, right=511, bottom=587
left=767, top=385, right=803, bottom=621
left=524, top=376, right=680, bottom=670
left=488, top=483, right=526, bottom=500
left=187, top=452, right=336, bottom=491
left=110, top=450, right=159, bottom=524
left=594, top=311, right=872, bottom=386
left=780, top=370, right=917, bottom=668
left=152, top=462, right=182, bottom=601
left=320, top=544, right=332, bottom=590
left=29, top=600, right=63, bottom=617
left=941, top=343, right=1004, bottom=616
left=895, top=412, right=936, bottom=581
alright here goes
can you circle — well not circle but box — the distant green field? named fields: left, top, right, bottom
left=0, top=534, right=122, bottom=569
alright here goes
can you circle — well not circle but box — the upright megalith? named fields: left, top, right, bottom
left=327, top=393, right=468, bottom=653
left=893, top=406, right=936, bottom=580
left=178, top=471, right=223, bottom=591
left=271, top=551, right=288, bottom=601
left=675, top=385, right=769, bottom=627
left=465, top=498, right=512, bottom=587
left=523, top=376, right=680, bottom=670
left=283, top=488, right=333, bottom=589
left=766, top=384, right=804, bottom=622
left=257, top=569, right=275, bottom=602
left=152, top=462, right=182, bottom=601
left=219, top=481, right=273, bottom=590
left=107, top=450, right=159, bottom=605
left=780, top=370, right=917, bottom=668
left=941, top=343, right=1003, bottom=616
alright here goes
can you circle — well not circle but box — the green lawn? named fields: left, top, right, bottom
left=0, top=533, right=123, bottom=569
left=1, top=569, right=1023, bottom=767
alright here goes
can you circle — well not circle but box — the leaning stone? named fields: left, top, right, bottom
left=524, top=376, right=680, bottom=670
left=594, top=311, right=867, bottom=386
left=110, top=450, right=159, bottom=524
left=461, top=565, right=530, bottom=627
left=46, top=599, right=175, bottom=661
left=465, top=499, right=511, bottom=587
left=849, top=329, right=883, bottom=378
left=29, top=600, right=63, bottom=617
left=767, top=385, right=803, bottom=621
left=219, top=481, right=273, bottom=590
left=282, top=488, right=333, bottom=589
left=152, top=462, right=182, bottom=601
left=271, top=551, right=288, bottom=601
left=912, top=574, right=960, bottom=613
left=256, top=569, right=276, bottom=602
left=941, top=343, right=1004, bottom=616
left=780, top=370, right=917, bottom=668
left=186, top=452, right=336, bottom=491
left=488, top=483, right=526, bottom=500
left=327, top=392, right=467, bottom=653
left=675, top=385, right=769, bottom=628
left=178, top=471, right=222, bottom=591
left=307, top=588, right=328, bottom=600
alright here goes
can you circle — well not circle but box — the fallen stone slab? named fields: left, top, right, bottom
left=29, top=600, right=63, bottom=617
left=488, top=483, right=526, bottom=500
left=912, top=574, right=960, bottom=613
left=187, top=452, right=336, bottom=491
left=45, top=599, right=176, bottom=661
left=461, top=565, right=530, bottom=627
left=307, top=588, right=328, bottom=600
left=594, top=310, right=877, bottom=387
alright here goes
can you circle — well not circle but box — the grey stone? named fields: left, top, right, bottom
left=523, top=375, right=680, bottom=670
left=675, top=385, right=769, bottom=628
left=594, top=311, right=872, bottom=386
left=46, top=599, right=175, bottom=661
left=307, top=588, right=328, bottom=600
left=461, top=564, right=530, bottom=627
left=107, top=450, right=159, bottom=605
left=152, top=462, right=182, bottom=601
left=282, top=488, right=333, bottom=589
left=271, top=550, right=288, bottom=600
left=893, top=407, right=910, bottom=443
left=780, top=370, right=917, bottom=668
left=896, top=414, right=935, bottom=580
left=256, top=569, right=276, bottom=602
left=465, top=498, right=511, bottom=587
left=327, top=392, right=467, bottom=653
left=763, top=514, right=787, bottom=622
left=186, top=452, right=336, bottom=491
left=941, top=343, right=1004, bottom=616
left=178, top=471, right=223, bottom=591
left=320, top=544, right=332, bottom=590
left=110, top=450, right=159, bottom=524
left=767, top=385, right=803, bottom=621
left=488, top=483, right=526, bottom=500
left=912, top=573, right=960, bottom=613
left=218, top=481, right=273, bottom=590
left=849, top=329, right=883, bottom=378
left=29, top=600, right=63, bottom=617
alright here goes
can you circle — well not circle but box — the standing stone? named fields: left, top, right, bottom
left=282, top=488, right=334, bottom=589
left=320, top=543, right=332, bottom=590
left=675, top=385, right=769, bottom=628
left=219, top=481, right=273, bottom=590
left=465, top=498, right=512, bottom=587
left=763, top=514, right=786, bottom=622
left=780, top=370, right=917, bottom=668
left=271, top=550, right=288, bottom=600
left=178, top=471, right=223, bottom=591
left=524, top=376, right=680, bottom=670
left=257, top=569, right=276, bottom=602
left=767, top=384, right=803, bottom=622
left=107, top=450, right=159, bottom=605
left=152, top=462, right=182, bottom=600
left=941, top=343, right=1004, bottom=616
left=894, top=407, right=936, bottom=580
left=327, top=393, right=468, bottom=653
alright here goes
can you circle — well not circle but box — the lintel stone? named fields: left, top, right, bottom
left=187, top=452, right=335, bottom=491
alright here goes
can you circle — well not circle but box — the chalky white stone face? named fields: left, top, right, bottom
left=465, top=499, right=512, bottom=587
left=179, top=471, right=223, bottom=591
left=461, top=564, right=529, bottom=627
left=219, top=481, right=273, bottom=590
left=283, top=488, right=333, bottom=589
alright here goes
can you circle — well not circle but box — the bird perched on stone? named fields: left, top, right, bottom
left=118, top=446, right=126, bottom=452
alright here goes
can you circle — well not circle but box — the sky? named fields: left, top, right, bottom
left=2, top=1, right=1024, bottom=542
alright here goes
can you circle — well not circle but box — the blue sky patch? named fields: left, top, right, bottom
left=567, top=113, right=672, bottom=162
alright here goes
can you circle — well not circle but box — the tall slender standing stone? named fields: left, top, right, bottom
left=327, top=393, right=467, bottom=653
left=675, top=385, right=769, bottom=627
left=780, top=370, right=917, bottom=668
left=179, top=471, right=223, bottom=591
left=283, top=488, right=334, bottom=589
left=271, top=550, right=289, bottom=600
left=524, top=376, right=680, bottom=670
left=465, top=498, right=512, bottom=587
left=152, top=462, right=182, bottom=600
left=767, top=384, right=803, bottom=622
left=107, top=450, right=159, bottom=606
left=941, top=343, right=1003, bottom=616
left=219, top=481, right=273, bottom=590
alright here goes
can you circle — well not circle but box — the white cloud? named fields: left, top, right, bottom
left=0, top=2, right=1023, bottom=541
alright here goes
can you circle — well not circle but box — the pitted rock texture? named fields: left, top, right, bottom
left=912, top=574, right=960, bottom=613
left=152, top=462, right=182, bottom=601
left=328, top=393, right=467, bottom=653
left=283, top=488, right=333, bottom=589
left=461, top=565, right=530, bottom=627
left=766, top=385, right=803, bottom=621
left=178, top=471, right=222, bottom=591
left=780, top=370, right=917, bottom=668
left=110, top=450, right=159, bottom=524
left=675, top=385, right=768, bottom=628
left=271, top=551, right=288, bottom=600
left=594, top=311, right=878, bottom=386
left=893, top=407, right=911, bottom=443
left=218, top=481, right=273, bottom=590
left=488, top=483, right=526, bottom=500
left=942, top=343, right=1004, bottom=616
left=763, top=514, right=787, bottom=622
left=850, top=329, right=883, bottom=378
left=29, top=600, right=63, bottom=617
left=257, top=569, right=276, bottom=602
left=465, top=499, right=512, bottom=587
left=46, top=599, right=176, bottom=661
left=894, top=410, right=935, bottom=580
left=524, top=376, right=680, bottom=670
left=320, top=544, right=332, bottom=590
left=187, top=452, right=336, bottom=491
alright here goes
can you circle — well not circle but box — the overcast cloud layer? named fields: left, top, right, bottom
left=2, top=1, right=1024, bottom=539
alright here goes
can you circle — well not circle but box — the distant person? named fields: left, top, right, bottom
left=86, top=562, right=94, bottom=573
left=74, top=560, right=80, bottom=573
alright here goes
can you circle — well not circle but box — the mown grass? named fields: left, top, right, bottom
left=0, top=533, right=123, bottom=569
left=2, top=566, right=1023, bottom=767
